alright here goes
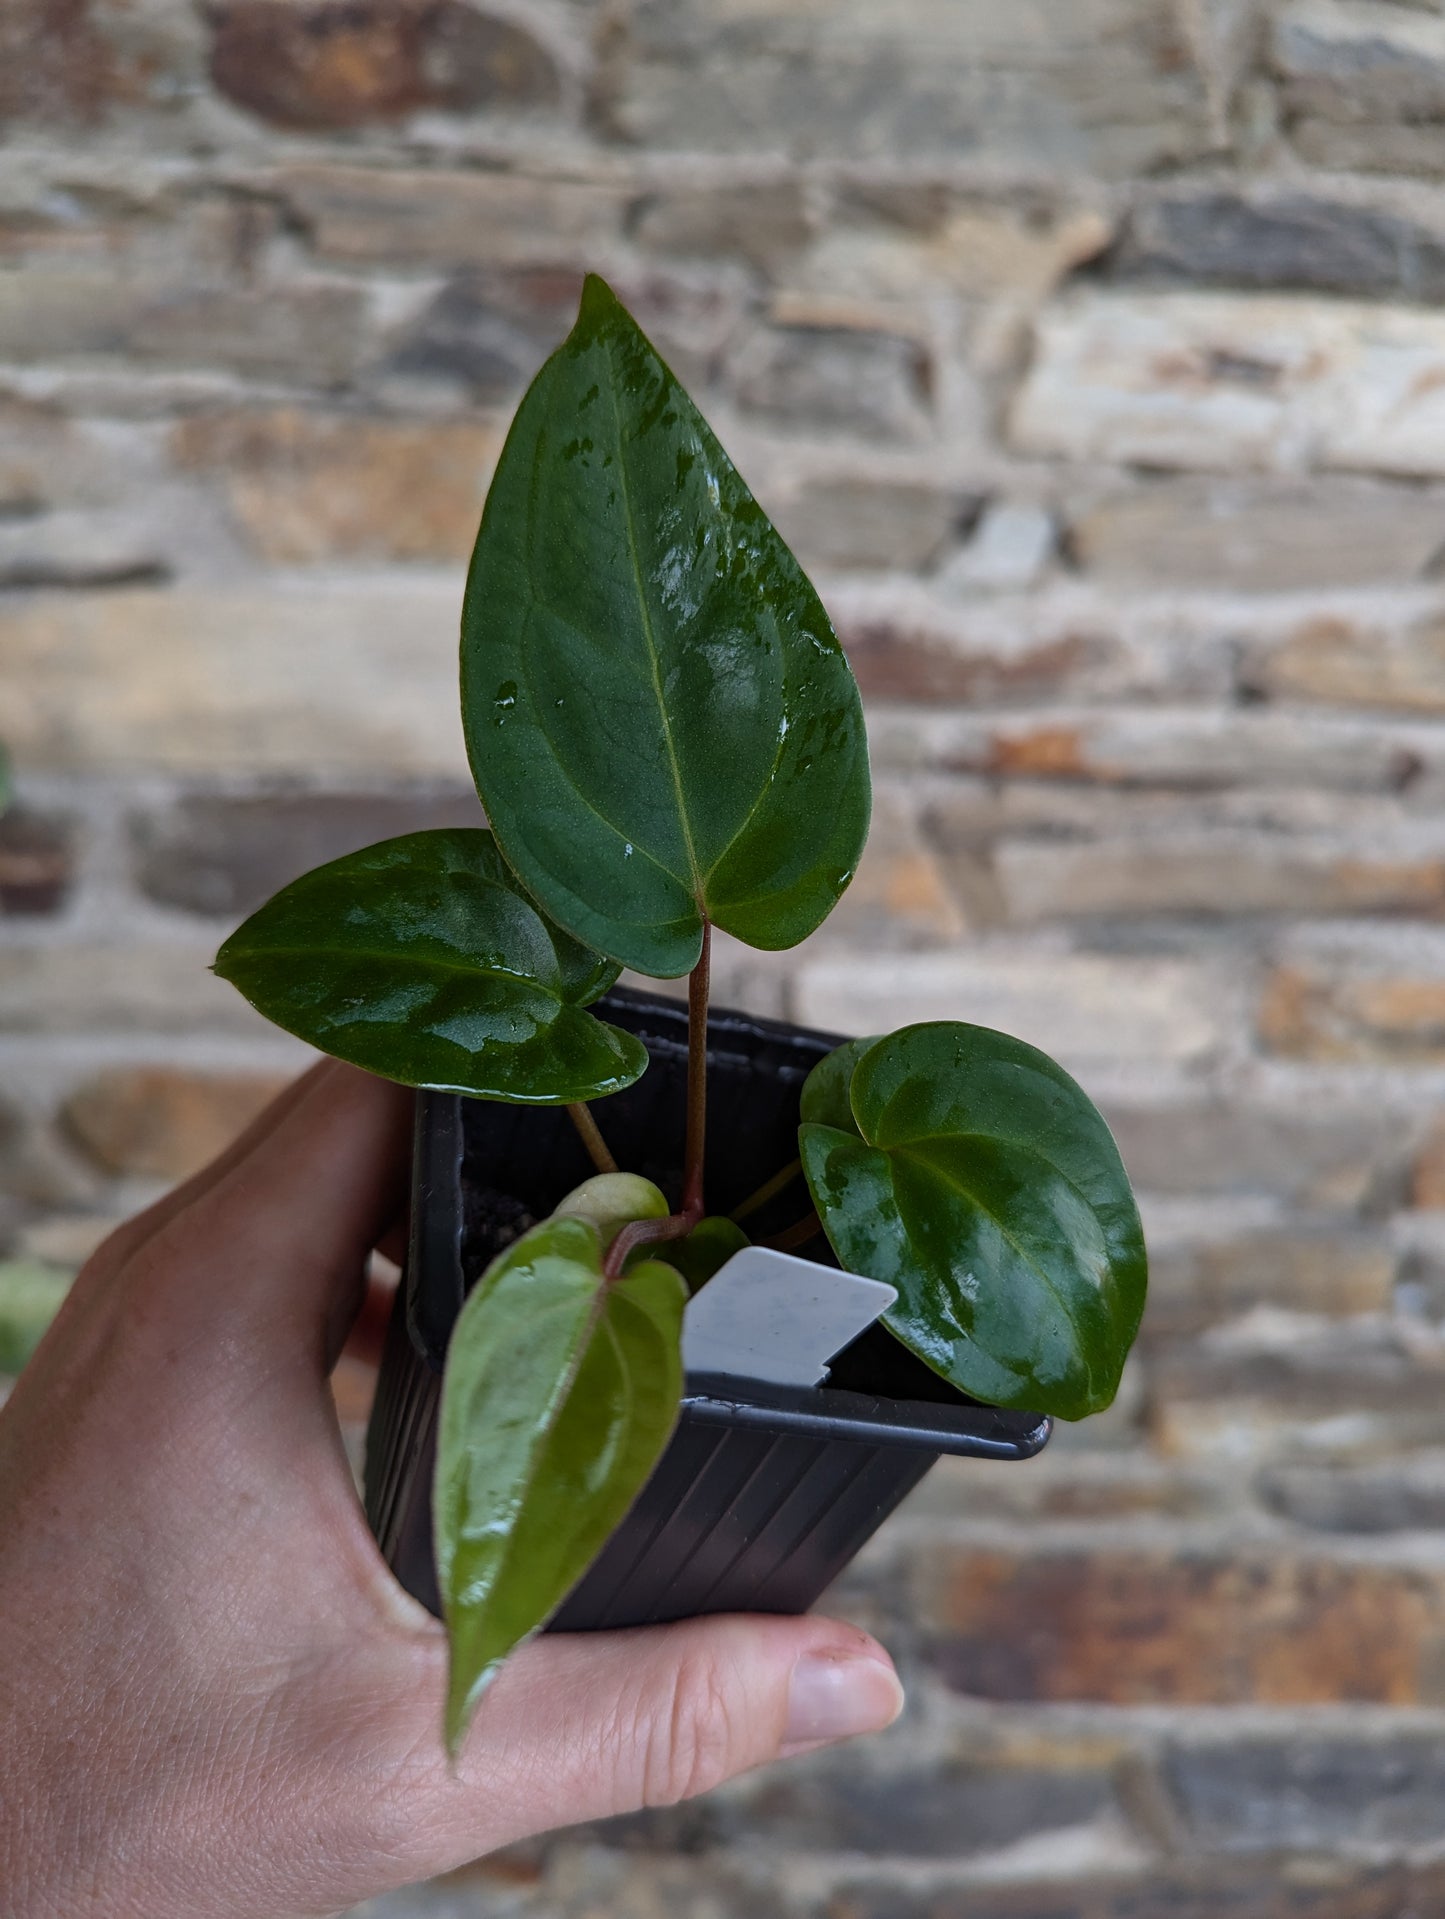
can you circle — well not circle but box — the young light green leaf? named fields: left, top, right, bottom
left=799, top=1023, right=1147, bottom=1421
left=434, top=1215, right=685, bottom=1751
left=214, top=828, right=647, bottom=1104
left=550, top=1172, right=670, bottom=1247
left=461, top=274, right=872, bottom=978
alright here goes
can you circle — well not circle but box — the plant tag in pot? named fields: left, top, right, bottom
left=681, top=1247, right=897, bottom=1388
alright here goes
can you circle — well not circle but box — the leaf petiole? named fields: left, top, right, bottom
left=731, top=1156, right=803, bottom=1223
left=567, top=1102, right=618, bottom=1175
left=765, top=1211, right=824, bottom=1253
left=682, top=920, right=710, bottom=1222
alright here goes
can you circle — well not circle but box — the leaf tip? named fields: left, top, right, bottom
left=444, top=1657, right=499, bottom=1763
left=575, top=272, right=633, bottom=350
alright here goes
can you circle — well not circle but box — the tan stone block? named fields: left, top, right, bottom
left=787, top=195, right=1110, bottom=305
left=1102, top=1089, right=1406, bottom=1207
left=1294, top=116, right=1445, bottom=178
left=1145, top=1223, right=1398, bottom=1334
left=1069, top=478, right=1445, bottom=592
left=1275, top=0, right=1445, bottom=122
left=1247, top=611, right=1445, bottom=715
left=0, top=585, right=466, bottom=777
left=916, top=1538, right=1445, bottom=1705
left=1153, top=1316, right=1445, bottom=1461
left=966, top=709, right=1423, bottom=793
left=1012, top=290, right=1445, bottom=479
left=1261, top=962, right=1445, bottom=1064
left=0, top=269, right=365, bottom=384
left=999, top=834, right=1445, bottom=925
left=775, top=475, right=969, bottom=573
left=1413, top=1116, right=1445, bottom=1207
left=0, top=945, right=276, bottom=1035
left=730, top=320, right=932, bottom=441
left=274, top=164, right=628, bottom=267
left=913, top=1451, right=1223, bottom=1523
left=171, top=409, right=502, bottom=563
left=795, top=951, right=1225, bottom=1068
left=629, top=181, right=812, bottom=275
left=814, top=789, right=966, bottom=949
left=600, top=0, right=1214, bottom=176
left=62, top=1067, right=291, bottom=1179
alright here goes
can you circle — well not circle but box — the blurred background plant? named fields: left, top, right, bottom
left=0, top=740, right=76, bottom=1375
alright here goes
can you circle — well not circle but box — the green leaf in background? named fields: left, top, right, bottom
left=798, top=1034, right=879, bottom=1132
left=799, top=1024, right=1147, bottom=1421
left=461, top=274, right=872, bottom=978
left=661, top=1216, right=750, bottom=1296
left=434, top=1214, right=685, bottom=1751
left=0, top=1260, right=72, bottom=1375
left=214, top=829, right=648, bottom=1104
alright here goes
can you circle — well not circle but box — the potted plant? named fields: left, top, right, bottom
left=215, top=276, right=1147, bottom=1753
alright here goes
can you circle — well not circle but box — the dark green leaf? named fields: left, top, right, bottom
left=214, top=828, right=647, bottom=1103
left=799, top=1023, right=1147, bottom=1421
left=798, top=1035, right=879, bottom=1132
left=659, top=1216, right=750, bottom=1296
left=434, top=1215, right=685, bottom=1750
left=461, top=274, right=872, bottom=978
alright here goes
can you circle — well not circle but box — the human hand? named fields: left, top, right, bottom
left=0, top=1062, right=903, bottom=1919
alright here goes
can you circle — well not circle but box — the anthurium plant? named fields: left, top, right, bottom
left=216, top=276, right=1146, bottom=1751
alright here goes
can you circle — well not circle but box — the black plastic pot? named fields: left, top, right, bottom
left=363, top=988, right=1050, bottom=1629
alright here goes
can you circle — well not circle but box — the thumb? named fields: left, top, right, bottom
left=407, top=1613, right=903, bottom=1861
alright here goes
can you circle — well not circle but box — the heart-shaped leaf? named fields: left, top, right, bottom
left=799, top=1023, right=1146, bottom=1421
left=461, top=274, right=872, bottom=978
left=434, top=1214, right=685, bottom=1750
left=214, top=828, right=647, bottom=1103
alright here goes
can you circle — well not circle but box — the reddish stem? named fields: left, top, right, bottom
left=604, top=1211, right=694, bottom=1281
left=681, top=919, right=710, bottom=1223
left=602, top=923, right=712, bottom=1284
left=765, top=1211, right=824, bottom=1253
left=567, top=1101, right=618, bottom=1174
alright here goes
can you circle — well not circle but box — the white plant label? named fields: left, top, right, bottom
left=681, top=1247, right=897, bottom=1388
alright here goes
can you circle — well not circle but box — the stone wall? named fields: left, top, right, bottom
left=7, top=2, right=1445, bottom=1913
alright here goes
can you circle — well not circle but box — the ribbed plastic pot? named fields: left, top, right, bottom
left=363, top=988, right=1051, bottom=1630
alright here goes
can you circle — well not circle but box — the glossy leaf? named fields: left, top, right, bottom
left=214, top=828, right=647, bottom=1103
left=799, top=1023, right=1146, bottom=1421
left=434, top=1215, right=685, bottom=1750
left=798, top=1034, right=878, bottom=1132
left=660, top=1216, right=750, bottom=1296
left=461, top=274, right=872, bottom=978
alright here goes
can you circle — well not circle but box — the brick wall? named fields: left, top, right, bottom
left=7, top=2, right=1445, bottom=1913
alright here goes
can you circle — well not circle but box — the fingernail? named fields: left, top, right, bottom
left=781, top=1649, right=904, bottom=1755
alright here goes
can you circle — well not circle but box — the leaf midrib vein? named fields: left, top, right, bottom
left=223, top=944, right=571, bottom=1006
left=602, top=337, right=704, bottom=902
